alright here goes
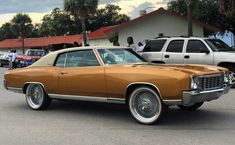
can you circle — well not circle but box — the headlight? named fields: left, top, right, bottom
left=224, top=73, right=229, bottom=83
left=224, top=72, right=235, bottom=84
left=191, top=77, right=198, bottom=90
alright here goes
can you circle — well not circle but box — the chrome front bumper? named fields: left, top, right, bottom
left=182, top=85, right=231, bottom=106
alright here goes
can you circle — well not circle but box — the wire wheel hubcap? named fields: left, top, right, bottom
left=129, top=88, right=162, bottom=124
left=26, top=84, right=44, bottom=109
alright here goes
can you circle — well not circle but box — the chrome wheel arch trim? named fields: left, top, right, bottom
left=125, top=82, right=163, bottom=100
left=23, top=82, right=48, bottom=94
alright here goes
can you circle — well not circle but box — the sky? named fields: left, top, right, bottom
left=0, top=0, right=170, bottom=26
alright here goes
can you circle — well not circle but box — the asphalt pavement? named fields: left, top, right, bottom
left=0, top=67, right=235, bottom=145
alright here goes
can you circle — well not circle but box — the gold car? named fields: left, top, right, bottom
left=4, top=46, right=234, bottom=124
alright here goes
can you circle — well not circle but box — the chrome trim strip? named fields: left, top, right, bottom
left=190, top=87, right=226, bottom=95
left=163, top=99, right=182, bottom=105
left=93, top=48, right=105, bottom=66
left=126, top=82, right=163, bottom=100
left=7, top=87, right=23, bottom=93
left=48, top=94, right=125, bottom=104
left=64, top=53, right=68, bottom=68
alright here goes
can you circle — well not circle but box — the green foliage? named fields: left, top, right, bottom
left=168, top=0, right=222, bottom=25
left=219, top=0, right=235, bottom=34
left=0, top=2, right=129, bottom=41
left=64, top=0, right=98, bottom=17
left=0, top=23, right=15, bottom=40
left=39, top=8, right=81, bottom=36
left=64, top=0, right=99, bottom=45
left=88, top=4, right=130, bottom=31
left=167, top=0, right=234, bottom=34
left=11, top=13, right=34, bottom=38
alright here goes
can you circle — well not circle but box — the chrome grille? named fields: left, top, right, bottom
left=198, top=74, right=224, bottom=91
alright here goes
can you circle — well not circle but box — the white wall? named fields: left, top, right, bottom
left=0, top=48, right=29, bottom=55
left=88, top=39, right=112, bottom=46
left=118, top=13, right=204, bottom=46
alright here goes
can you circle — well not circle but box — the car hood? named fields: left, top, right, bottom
left=113, top=63, right=227, bottom=76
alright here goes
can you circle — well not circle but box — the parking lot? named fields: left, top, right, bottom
left=0, top=67, right=235, bottom=145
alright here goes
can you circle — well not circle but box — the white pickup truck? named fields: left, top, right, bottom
left=142, top=37, right=235, bottom=72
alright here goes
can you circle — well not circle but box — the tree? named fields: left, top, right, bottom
left=39, top=8, right=81, bottom=36
left=64, top=0, right=98, bottom=46
left=88, top=4, right=130, bottom=31
left=218, top=0, right=235, bottom=45
left=168, top=0, right=224, bottom=35
left=0, top=23, right=15, bottom=40
left=11, top=13, right=34, bottom=38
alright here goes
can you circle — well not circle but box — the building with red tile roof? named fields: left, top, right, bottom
left=104, top=8, right=220, bottom=46
left=0, top=35, right=82, bottom=54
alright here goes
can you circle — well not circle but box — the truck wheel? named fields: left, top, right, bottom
left=177, top=102, right=203, bottom=111
left=128, top=87, right=164, bottom=124
left=25, top=84, right=51, bottom=110
left=0, top=63, right=3, bottom=67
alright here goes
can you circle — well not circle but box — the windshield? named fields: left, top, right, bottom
left=26, top=50, right=45, bottom=56
left=98, top=48, right=145, bottom=65
left=205, top=39, right=234, bottom=52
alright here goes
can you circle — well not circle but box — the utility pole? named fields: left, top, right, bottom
left=185, top=0, right=193, bottom=36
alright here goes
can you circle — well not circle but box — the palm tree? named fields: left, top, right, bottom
left=184, top=0, right=192, bottom=36
left=64, top=0, right=98, bottom=46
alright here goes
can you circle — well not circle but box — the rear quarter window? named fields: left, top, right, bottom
left=143, top=39, right=166, bottom=52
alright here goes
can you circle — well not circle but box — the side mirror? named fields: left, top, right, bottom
left=200, top=49, right=210, bottom=54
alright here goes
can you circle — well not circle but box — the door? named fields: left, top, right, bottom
left=184, top=40, right=214, bottom=65
left=55, top=50, right=106, bottom=97
left=163, top=40, right=185, bottom=64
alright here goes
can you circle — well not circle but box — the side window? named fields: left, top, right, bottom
left=55, top=53, right=67, bottom=67
left=65, top=50, right=100, bottom=67
left=166, top=40, right=184, bottom=52
left=143, top=40, right=166, bottom=52
left=186, top=40, right=208, bottom=53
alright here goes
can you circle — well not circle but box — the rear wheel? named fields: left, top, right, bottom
left=128, top=87, right=163, bottom=124
left=0, top=63, right=2, bottom=67
left=177, top=102, right=203, bottom=111
left=25, top=84, right=51, bottom=110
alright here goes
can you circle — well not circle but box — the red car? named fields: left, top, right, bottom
left=17, top=49, right=47, bottom=67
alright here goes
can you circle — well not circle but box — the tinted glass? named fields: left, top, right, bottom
left=65, top=50, right=100, bottom=67
left=166, top=40, right=184, bottom=52
left=98, top=49, right=145, bottom=65
left=186, top=40, right=208, bottom=53
left=143, top=40, right=166, bottom=52
left=55, top=53, right=67, bottom=67
left=205, top=39, right=233, bottom=52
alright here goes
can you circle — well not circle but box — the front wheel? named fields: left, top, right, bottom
left=128, top=87, right=163, bottom=125
left=177, top=102, right=204, bottom=111
left=25, top=84, right=51, bottom=110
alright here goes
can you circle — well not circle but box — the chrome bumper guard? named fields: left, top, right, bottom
left=182, top=85, right=231, bottom=106
left=3, top=79, right=7, bottom=90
